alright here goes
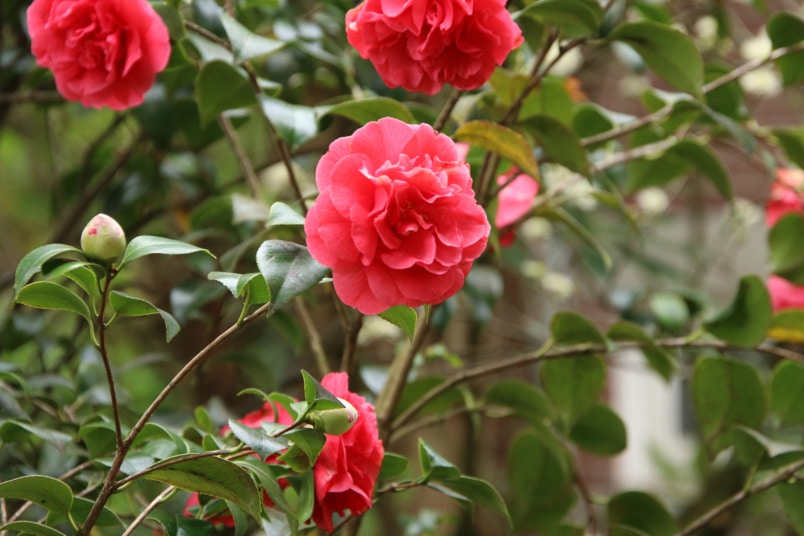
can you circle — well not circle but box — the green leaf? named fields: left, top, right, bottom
left=484, top=379, right=554, bottom=426
left=693, top=356, right=767, bottom=455
left=379, top=452, right=409, bottom=480
left=207, top=272, right=271, bottom=306
left=769, top=310, right=804, bottom=344
left=0, top=475, right=73, bottom=518
left=770, top=214, right=804, bottom=285
left=773, top=127, right=804, bottom=169
left=256, top=240, right=329, bottom=312
left=15, top=281, right=92, bottom=323
left=520, top=115, right=590, bottom=177
left=14, top=243, right=84, bottom=292
left=109, top=291, right=180, bottom=342
left=394, top=376, right=464, bottom=417
left=196, top=61, right=257, bottom=125
left=607, top=491, right=677, bottom=536
left=220, top=12, right=284, bottom=63
left=550, top=311, right=607, bottom=345
left=731, top=426, right=770, bottom=468
left=280, top=428, right=326, bottom=469
left=541, top=207, right=612, bottom=271
left=429, top=475, right=511, bottom=525
left=143, top=456, right=262, bottom=521
left=568, top=403, right=627, bottom=456
left=452, top=120, right=539, bottom=180
left=56, top=262, right=102, bottom=302
left=508, top=428, right=575, bottom=530
left=419, top=438, right=461, bottom=482
left=517, top=0, right=603, bottom=38
left=300, top=369, right=342, bottom=410
left=667, top=139, right=732, bottom=200
left=607, top=321, right=676, bottom=381
left=259, top=96, right=319, bottom=149
left=227, top=419, right=290, bottom=460
left=379, top=306, right=417, bottom=342
left=0, top=522, right=67, bottom=536
left=770, top=361, right=804, bottom=426
left=778, top=481, right=804, bottom=534
left=609, top=21, right=704, bottom=97
left=704, top=275, right=772, bottom=346
left=322, top=97, right=415, bottom=125
left=267, top=201, right=306, bottom=227
left=119, top=235, right=213, bottom=267
left=767, top=12, right=804, bottom=86
left=540, top=354, right=606, bottom=426
left=50, top=496, right=122, bottom=529
left=149, top=512, right=213, bottom=536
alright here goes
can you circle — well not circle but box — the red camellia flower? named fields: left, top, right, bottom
left=766, top=168, right=804, bottom=228
left=767, top=275, right=804, bottom=312
left=312, top=373, right=384, bottom=533
left=27, top=0, right=171, bottom=110
left=346, top=0, right=523, bottom=95
left=304, top=117, right=490, bottom=314
left=495, top=170, right=539, bottom=247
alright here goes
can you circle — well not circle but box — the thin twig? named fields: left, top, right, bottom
left=433, top=89, right=463, bottom=132
left=97, top=268, right=123, bottom=449
left=339, top=314, right=364, bottom=376
left=218, top=115, right=262, bottom=198
left=120, top=486, right=177, bottom=536
left=295, top=297, right=331, bottom=376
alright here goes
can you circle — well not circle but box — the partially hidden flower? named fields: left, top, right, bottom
left=346, top=0, right=523, bottom=95
left=80, top=213, right=126, bottom=264
left=767, top=275, right=804, bottom=312
left=27, top=0, right=171, bottom=110
left=495, top=170, right=539, bottom=247
left=184, top=402, right=294, bottom=528
left=766, top=168, right=804, bottom=228
left=312, top=372, right=384, bottom=533
left=305, top=117, right=490, bottom=315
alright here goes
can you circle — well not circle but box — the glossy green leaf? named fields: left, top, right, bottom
left=770, top=361, right=804, bottom=426
left=693, top=356, right=767, bottom=455
left=778, top=481, right=804, bottom=534
left=256, top=240, right=329, bottom=312
left=419, top=438, right=462, bottom=482
left=208, top=272, right=271, bottom=305
left=608, top=491, right=677, bottom=536
left=731, top=426, right=770, bottom=468
left=14, top=243, right=84, bottom=292
left=667, top=139, right=733, bottom=200
left=119, top=235, right=213, bottom=267
left=227, top=419, right=290, bottom=460
left=773, top=127, right=804, bottom=169
left=517, top=0, right=603, bottom=38
left=429, top=475, right=511, bottom=525
left=569, top=403, right=627, bottom=456
left=704, top=275, right=772, bottom=346
left=0, top=522, right=66, bottom=536
left=300, top=369, right=342, bottom=410
left=0, top=475, right=73, bottom=518
left=508, top=428, right=575, bottom=530
left=143, top=456, right=261, bottom=521
left=196, top=61, right=257, bottom=125
left=322, top=97, right=414, bottom=125
left=49, top=496, right=122, bottom=529
left=57, top=262, right=102, bottom=302
left=149, top=512, right=213, bottom=536
left=484, top=379, right=554, bottom=425
left=768, top=12, right=804, bottom=86
left=379, top=452, right=409, bottom=480
left=379, top=305, right=417, bottom=342
left=267, top=201, right=306, bottom=227
left=259, top=96, right=319, bottom=149
left=15, top=281, right=92, bottom=323
left=768, top=310, right=804, bottom=344
left=521, top=115, right=589, bottom=177
left=550, top=311, right=607, bottom=345
left=771, top=214, right=804, bottom=284
left=220, top=12, right=284, bottom=63
left=609, top=21, right=704, bottom=97
left=109, top=291, right=180, bottom=342
left=607, top=321, right=676, bottom=381
left=453, top=120, right=539, bottom=180
left=278, top=429, right=326, bottom=471
left=540, top=354, right=606, bottom=426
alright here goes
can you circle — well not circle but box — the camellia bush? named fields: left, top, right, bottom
left=2, top=0, right=804, bottom=534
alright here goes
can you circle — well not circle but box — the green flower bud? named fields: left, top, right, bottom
left=80, top=214, right=127, bottom=264
left=308, top=397, right=359, bottom=435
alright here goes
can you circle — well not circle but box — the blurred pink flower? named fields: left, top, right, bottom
left=767, top=275, right=804, bottom=312
left=495, top=170, right=539, bottom=246
left=346, top=0, right=523, bottom=95
left=766, top=168, right=804, bottom=228
left=305, top=117, right=490, bottom=314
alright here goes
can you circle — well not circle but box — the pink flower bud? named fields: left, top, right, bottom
left=80, top=214, right=127, bottom=264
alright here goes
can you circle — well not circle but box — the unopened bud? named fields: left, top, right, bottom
left=308, top=398, right=359, bottom=435
left=80, top=214, right=127, bottom=264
